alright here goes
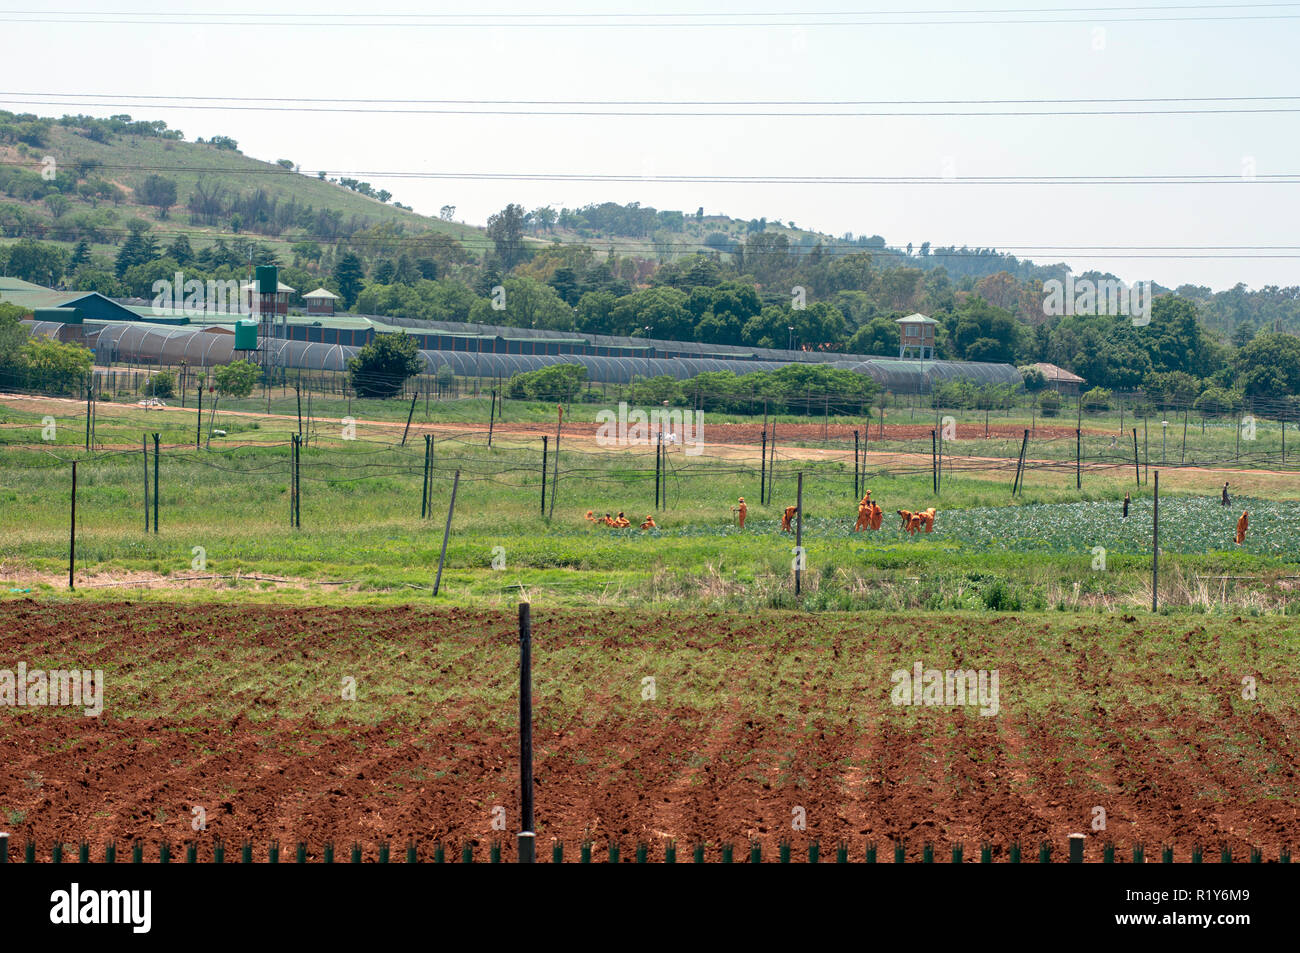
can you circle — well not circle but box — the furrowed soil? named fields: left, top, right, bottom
left=1, top=601, right=1296, bottom=861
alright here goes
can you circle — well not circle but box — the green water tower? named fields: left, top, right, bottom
left=233, top=319, right=259, bottom=351
left=255, top=265, right=279, bottom=295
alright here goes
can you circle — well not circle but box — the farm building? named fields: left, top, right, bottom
left=7, top=279, right=1023, bottom=393
left=1028, top=361, right=1086, bottom=395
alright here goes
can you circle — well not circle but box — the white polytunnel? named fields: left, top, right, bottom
left=80, top=321, right=1024, bottom=392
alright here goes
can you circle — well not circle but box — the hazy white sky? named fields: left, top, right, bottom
left=4, top=1, right=1299, bottom=291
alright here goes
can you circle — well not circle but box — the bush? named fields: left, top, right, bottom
left=347, top=332, right=422, bottom=399
left=18, top=336, right=92, bottom=396
left=141, top=370, right=175, bottom=398
left=508, top=363, right=587, bottom=402
left=1039, top=391, right=1062, bottom=417
left=1193, top=387, right=1244, bottom=416
left=214, top=359, right=260, bottom=398
left=1081, top=386, right=1112, bottom=412
left=982, top=580, right=1023, bottom=612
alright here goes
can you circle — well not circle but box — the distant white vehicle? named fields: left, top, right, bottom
left=137, top=398, right=167, bottom=409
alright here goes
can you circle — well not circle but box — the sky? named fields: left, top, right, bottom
left=3, top=1, right=1300, bottom=292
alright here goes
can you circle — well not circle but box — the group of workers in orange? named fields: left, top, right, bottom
left=585, top=510, right=657, bottom=530
left=896, top=507, right=937, bottom=534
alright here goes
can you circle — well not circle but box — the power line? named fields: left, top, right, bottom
left=9, top=91, right=1300, bottom=107
left=4, top=7, right=1300, bottom=27
left=5, top=96, right=1300, bottom=116
left=6, top=159, right=1300, bottom=184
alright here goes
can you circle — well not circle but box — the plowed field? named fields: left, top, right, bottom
left=1, top=601, right=1296, bottom=860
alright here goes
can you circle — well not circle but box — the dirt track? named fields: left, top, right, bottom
left=1, top=602, right=1295, bottom=860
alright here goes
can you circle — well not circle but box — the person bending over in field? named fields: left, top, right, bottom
left=602, top=513, right=615, bottom=526
left=1236, top=510, right=1248, bottom=545
left=781, top=505, right=799, bottom=532
left=920, top=507, right=936, bottom=533
left=585, top=510, right=598, bottom=522
left=897, top=509, right=914, bottom=531
left=736, top=497, right=747, bottom=529
left=907, top=513, right=924, bottom=534
left=641, top=515, right=657, bottom=530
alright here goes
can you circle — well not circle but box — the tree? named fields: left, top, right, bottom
left=18, top=336, right=92, bottom=395
left=1019, top=365, right=1047, bottom=392
left=5, top=239, right=67, bottom=286
left=333, top=252, right=365, bottom=309
left=166, top=234, right=194, bottom=266
left=115, top=221, right=159, bottom=278
left=439, top=205, right=456, bottom=221
left=214, top=359, right=260, bottom=398
left=347, top=332, right=422, bottom=399
left=486, top=203, right=527, bottom=271
left=137, top=175, right=178, bottom=218
left=1237, top=332, right=1300, bottom=401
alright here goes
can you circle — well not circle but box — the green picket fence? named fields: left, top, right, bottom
left=0, top=834, right=1291, bottom=863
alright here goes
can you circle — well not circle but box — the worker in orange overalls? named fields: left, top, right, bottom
left=854, top=496, right=872, bottom=532
left=613, top=511, right=631, bottom=528
left=601, top=513, right=614, bottom=526
left=736, top=497, right=747, bottom=529
left=897, top=509, right=914, bottom=532
left=870, top=501, right=883, bottom=530
left=907, top=513, right=924, bottom=534
left=585, top=510, right=598, bottom=522
left=920, top=507, right=936, bottom=533
left=641, top=515, right=657, bottom=530
left=781, top=505, right=798, bottom=532
left=1236, top=510, right=1248, bottom=545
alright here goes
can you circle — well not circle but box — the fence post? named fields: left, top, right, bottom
left=853, top=429, right=860, bottom=498
left=767, top=424, right=776, bottom=505
left=931, top=429, right=937, bottom=494
left=69, top=461, right=76, bottom=591
left=152, top=433, right=160, bottom=533
left=1076, top=428, right=1081, bottom=490
left=488, top=388, right=496, bottom=447
left=540, top=436, right=548, bottom=516
left=794, top=472, right=803, bottom=596
left=421, top=434, right=431, bottom=520
left=548, top=406, right=562, bottom=519
left=432, top=470, right=460, bottom=597
left=1132, top=428, right=1140, bottom=484
left=518, top=602, right=535, bottom=864
left=142, top=435, right=150, bottom=532
left=196, top=384, right=202, bottom=449
left=1152, top=471, right=1159, bottom=613
left=0, top=832, right=7, bottom=864
left=1069, top=833, right=1085, bottom=863
left=760, top=427, right=767, bottom=504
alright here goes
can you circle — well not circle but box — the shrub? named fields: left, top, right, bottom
left=141, top=370, right=175, bottom=398
left=1039, top=391, right=1062, bottom=417
left=1081, top=386, right=1112, bottom=412
left=214, top=359, right=260, bottom=398
left=347, top=332, right=422, bottom=399
left=982, top=580, right=1023, bottom=612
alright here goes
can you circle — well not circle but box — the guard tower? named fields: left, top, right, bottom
left=896, top=313, right=937, bottom=360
